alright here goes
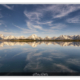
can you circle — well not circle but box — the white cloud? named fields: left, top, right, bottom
left=26, top=21, right=43, bottom=30
left=26, top=21, right=65, bottom=33
left=54, top=5, right=80, bottom=18
left=24, top=6, right=54, bottom=29
left=51, top=23, right=66, bottom=29
left=37, top=4, right=80, bottom=18
left=26, top=21, right=33, bottom=29
left=13, top=24, right=38, bottom=33
left=26, top=21, right=60, bottom=32
left=33, top=25, right=42, bottom=30
left=2, top=4, right=13, bottom=10
left=66, top=16, right=80, bottom=23
left=36, top=21, right=53, bottom=26
left=53, top=5, right=75, bottom=18
left=24, top=5, right=70, bottom=33
left=24, top=10, right=42, bottom=21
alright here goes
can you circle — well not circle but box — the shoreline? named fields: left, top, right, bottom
left=0, top=39, right=80, bottom=42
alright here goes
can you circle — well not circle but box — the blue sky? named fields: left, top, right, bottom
left=0, top=4, right=80, bottom=37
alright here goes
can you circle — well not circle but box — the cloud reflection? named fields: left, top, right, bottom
left=0, top=41, right=79, bottom=73
left=23, top=48, right=75, bottom=72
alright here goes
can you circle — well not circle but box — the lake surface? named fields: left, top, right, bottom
left=0, top=41, right=80, bottom=75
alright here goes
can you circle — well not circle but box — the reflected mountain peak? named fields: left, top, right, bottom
left=0, top=41, right=80, bottom=48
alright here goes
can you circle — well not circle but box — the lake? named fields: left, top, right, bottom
left=0, top=41, right=80, bottom=76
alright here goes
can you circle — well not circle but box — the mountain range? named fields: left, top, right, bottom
left=0, top=34, right=80, bottom=40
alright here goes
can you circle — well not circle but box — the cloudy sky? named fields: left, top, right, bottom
left=0, top=4, right=80, bottom=37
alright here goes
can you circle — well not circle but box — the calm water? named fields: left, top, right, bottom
left=0, top=41, right=80, bottom=75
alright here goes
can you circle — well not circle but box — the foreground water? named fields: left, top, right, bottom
left=0, top=41, right=80, bottom=75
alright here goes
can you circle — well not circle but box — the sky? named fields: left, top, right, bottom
left=0, top=4, right=80, bottom=38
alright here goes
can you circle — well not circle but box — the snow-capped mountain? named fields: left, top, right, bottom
left=0, top=34, right=4, bottom=39
left=44, top=36, right=52, bottom=40
left=73, top=35, right=80, bottom=40
left=56, top=35, right=80, bottom=40
left=52, top=37, right=57, bottom=40
left=27, top=34, right=43, bottom=40
left=17, top=36, right=26, bottom=39
left=4, top=35, right=16, bottom=40
left=56, top=35, right=71, bottom=40
left=0, top=34, right=80, bottom=40
left=27, top=34, right=38, bottom=40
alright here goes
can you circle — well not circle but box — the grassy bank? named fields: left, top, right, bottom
left=1, top=39, right=80, bottom=42
left=9, top=39, right=80, bottom=42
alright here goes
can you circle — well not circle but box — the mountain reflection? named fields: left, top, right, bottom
left=0, top=41, right=80, bottom=47
left=0, top=41, right=80, bottom=73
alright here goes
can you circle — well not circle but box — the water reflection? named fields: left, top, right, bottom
left=0, top=41, right=80, bottom=47
left=0, top=41, right=80, bottom=74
